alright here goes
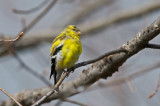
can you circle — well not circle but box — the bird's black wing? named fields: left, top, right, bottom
left=49, top=45, right=63, bottom=85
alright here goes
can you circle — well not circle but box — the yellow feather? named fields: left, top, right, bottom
left=50, top=25, right=82, bottom=85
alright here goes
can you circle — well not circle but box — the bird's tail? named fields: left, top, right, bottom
left=54, top=70, right=63, bottom=86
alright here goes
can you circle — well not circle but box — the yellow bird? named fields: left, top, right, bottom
left=50, top=25, right=82, bottom=85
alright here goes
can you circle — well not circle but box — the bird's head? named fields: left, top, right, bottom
left=63, top=25, right=81, bottom=38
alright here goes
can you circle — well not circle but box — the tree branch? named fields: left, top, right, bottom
left=0, top=88, right=22, bottom=106
left=0, top=2, right=160, bottom=57
left=146, top=43, right=160, bottom=49
left=64, top=0, right=115, bottom=26
left=148, top=73, right=160, bottom=98
left=19, top=0, right=58, bottom=35
left=55, top=98, right=88, bottom=106
left=80, top=2, right=160, bottom=34
left=13, top=0, right=49, bottom=14
left=32, top=48, right=127, bottom=106
left=5, top=42, right=52, bottom=86
left=1, top=16, right=160, bottom=106
left=86, top=62, right=160, bottom=92
left=0, top=32, right=23, bottom=42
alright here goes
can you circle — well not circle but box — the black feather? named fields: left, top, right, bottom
left=49, top=58, right=56, bottom=79
left=49, top=45, right=63, bottom=85
left=53, top=45, right=63, bottom=56
left=54, top=71, right=57, bottom=85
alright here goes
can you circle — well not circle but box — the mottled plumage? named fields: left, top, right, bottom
left=50, top=25, right=82, bottom=85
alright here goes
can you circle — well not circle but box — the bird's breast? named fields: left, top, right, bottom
left=56, top=38, right=82, bottom=69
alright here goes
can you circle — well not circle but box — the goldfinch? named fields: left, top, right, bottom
left=50, top=25, right=82, bottom=85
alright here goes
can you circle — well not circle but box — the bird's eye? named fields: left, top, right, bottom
left=72, top=28, right=76, bottom=31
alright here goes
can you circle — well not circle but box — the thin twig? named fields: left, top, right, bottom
left=0, top=32, right=23, bottom=42
left=32, top=48, right=127, bottom=106
left=73, top=48, right=127, bottom=69
left=19, top=0, right=58, bottom=37
left=1, top=16, right=160, bottom=105
left=146, top=43, right=160, bottom=49
left=5, top=42, right=52, bottom=86
left=65, top=0, right=115, bottom=25
left=126, top=77, right=136, bottom=92
left=55, top=100, right=62, bottom=106
left=0, top=2, right=160, bottom=57
left=55, top=98, right=88, bottom=106
left=63, top=98, right=88, bottom=106
left=13, top=0, right=49, bottom=14
left=148, top=73, right=160, bottom=98
left=0, top=88, right=22, bottom=106
left=32, top=72, right=69, bottom=106
left=87, top=62, right=160, bottom=92
left=0, top=0, right=58, bottom=86
left=80, top=2, right=160, bottom=34
left=21, top=17, right=26, bottom=29
left=13, top=51, right=52, bottom=86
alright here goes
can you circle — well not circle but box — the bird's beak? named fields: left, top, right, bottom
left=77, top=31, right=81, bottom=36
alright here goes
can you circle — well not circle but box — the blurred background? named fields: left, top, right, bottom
left=0, top=0, right=160, bottom=106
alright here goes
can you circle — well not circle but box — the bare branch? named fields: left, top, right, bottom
left=55, top=98, right=88, bottom=106
left=0, top=32, right=23, bottom=42
left=73, top=48, right=127, bottom=69
left=80, top=2, right=160, bottom=34
left=63, top=98, right=87, bottom=106
left=146, top=43, right=160, bottom=49
left=5, top=42, right=52, bottom=86
left=13, top=0, right=49, bottom=14
left=32, top=48, right=126, bottom=105
left=126, top=78, right=136, bottom=92
left=19, top=0, right=58, bottom=37
left=0, top=2, right=160, bottom=57
left=87, top=62, right=160, bottom=92
left=148, top=73, right=160, bottom=98
left=1, top=16, right=160, bottom=106
left=32, top=71, right=68, bottom=106
left=0, top=0, right=58, bottom=58
left=0, top=88, right=22, bottom=106
left=65, top=0, right=115, bottom=25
